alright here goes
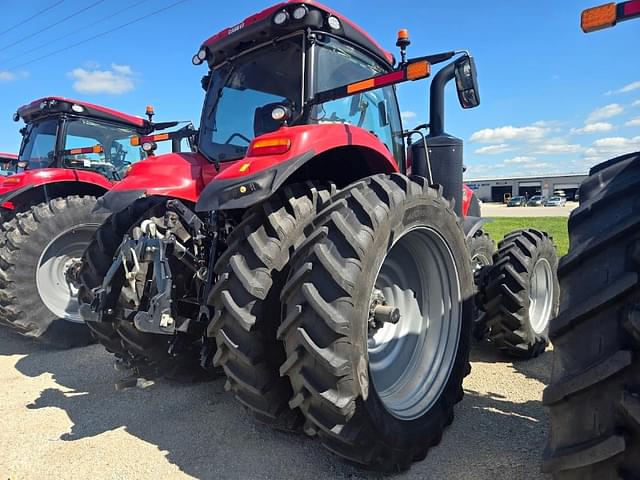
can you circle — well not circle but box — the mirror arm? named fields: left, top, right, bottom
left=428, top=60, right=457, bottom=137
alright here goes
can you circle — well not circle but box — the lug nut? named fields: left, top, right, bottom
left=373, top=305, right=401, bottom=324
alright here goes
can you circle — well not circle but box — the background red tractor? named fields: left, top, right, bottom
left=79, top=0, right=559, bottom=470
left=0, top=97, right=187, bottom=348
left=0, top=152, right=17, bottom=175
left=544, top=2, right=640, bottom=478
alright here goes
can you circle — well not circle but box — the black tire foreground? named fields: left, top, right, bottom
left=0, top=196, right=104, bottom=348
left=79, top=197, right=206, bottom=380
left=208, top=183, right=335, bottom=429
left=543, top=151, right=640, bottom=479
left=279, top=174, right=474, bottom=472
left=78, top=197, right=164, bottom=360
left=469, top=230, right=495, bottom=340
left=483, top=229, right=559, bottom=358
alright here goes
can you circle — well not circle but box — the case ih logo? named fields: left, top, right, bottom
left=228, top=22, right=245, bottom=35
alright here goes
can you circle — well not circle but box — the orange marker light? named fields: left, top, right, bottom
left=347, top=78, right=376, bottom=94
left=396, top=28, right=410, bottom=47
left=407, top=60, right=431, bottom=80
left=131, top=136, right=141, bottom=146
left=247, top=137, right=291, bottom=156
left=238, top=162, right=251, bottom=173
left=146, top=105, right=154, bottom=115
left=581, top=3, right=617, bottom=32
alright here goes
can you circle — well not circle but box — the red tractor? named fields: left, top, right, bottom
left=0, top=153, right=17, bottom=175
left=544, top=2, right=640, bottom=478
left=0, top=97, right=189, bottom=348
left=79, top=1, right=559, bottom=470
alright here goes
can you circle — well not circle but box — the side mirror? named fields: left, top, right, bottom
left=454, top=55, right=480, bottom=109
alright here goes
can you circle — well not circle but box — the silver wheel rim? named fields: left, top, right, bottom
left=36, top=223, right=97, bottom=323
left=471, top=251, right=491, bottom=274
left=529, top=257, right=554, bottom=334
left=368, top=227, right=462, bottom=421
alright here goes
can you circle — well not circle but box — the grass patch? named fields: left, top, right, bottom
left=483, top=217, right=569, bottom=257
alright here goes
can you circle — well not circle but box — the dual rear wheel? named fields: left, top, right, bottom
left=213, top=174, right=474, bottom=471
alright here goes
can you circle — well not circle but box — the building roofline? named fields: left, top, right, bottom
left=465, top=172, right=588, bottom=182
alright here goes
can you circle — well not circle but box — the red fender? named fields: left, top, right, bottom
left=215, top=124, right=399, bottom=181
left=0, top=168, right=113, bottom=198
left=462, top=184, right=473, bottom=217
left=111, top=152, right=222, bottom=202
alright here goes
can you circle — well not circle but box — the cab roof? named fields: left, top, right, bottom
left=15, top=97, right=149, bottom=130
left=199, top=0, right=394, bottom=68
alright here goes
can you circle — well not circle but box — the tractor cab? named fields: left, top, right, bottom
left=191, top=0, right=480, bottom=216
left=13, top=97, right=168, bottom=181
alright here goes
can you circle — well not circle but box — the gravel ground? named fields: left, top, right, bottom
left=0, top=329, right=552, bottom=480
left=481, top=202, right=577, bottom=217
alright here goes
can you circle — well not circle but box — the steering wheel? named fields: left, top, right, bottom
left=224, top=132, right=252, bottom=144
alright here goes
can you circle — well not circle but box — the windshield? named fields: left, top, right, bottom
left=19, top=119, right=58, bottom=169
left=18, top=117, right=146, bottom=178
left=199, top=35, right=304, bottom=163
left=511, top=197, right=524, bottom=201
left=63, top=118, right=146, bottom=179
left=312, top=35, right=404, bottom=161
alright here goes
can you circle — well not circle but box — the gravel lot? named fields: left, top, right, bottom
left=0, top=329, right=552, bottom=480
left=481, top=202, right=577, bottom=217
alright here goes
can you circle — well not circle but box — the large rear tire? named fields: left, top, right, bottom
left=483, top=229, right=559, bottom=358
left=279, top=174, right=474, bottom=471
left=0, top=196, right=105, bottom=348
left=543, top=151, right=640, bottom=479
left=208, top=183, right=334, bottom=427
left=79, top=197, right=205, bottom=379
left=78, top=197, right=164, bottom=361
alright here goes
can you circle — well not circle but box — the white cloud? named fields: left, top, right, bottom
left=586, top=103, right=624, bottom=123
left=606, top=80, right=640, bottom=95
left=0, top=70, right=28, bottom=82
left=69, top=63, right=136, bottom=95
left=625, top=118, right=640, bottom=127
left=570, top=122, right=614, bottom=134
left=470, top=124, right=548, bottom=143
left=474, top=144, right=514, bottom=155
left=584, top=135, right=640, bottom=163
left=634, top=100, right=640, bottom=107
left=523, top=162, right=552, bottom=169
left=533, top=139, right=583, bottom=155
left=504, top=156, right=536, bottom=164
left=401, top=111, right=416, bottom=121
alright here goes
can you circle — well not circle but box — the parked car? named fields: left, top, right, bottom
left=545, top=195, right=567, bottom=206
left=508, top=195, right=527, bottom=207
left=527, top=195, right=545, bottom=206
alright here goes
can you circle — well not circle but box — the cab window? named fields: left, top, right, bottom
left=312, top=35, right=405, bottom=166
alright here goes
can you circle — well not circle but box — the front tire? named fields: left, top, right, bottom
left=543, top=151, right=640, bottom=479
left=469, top=230, right=495, bottom=340
left=279, top=174, right=474, bottom=471
left=0, top=196, right=106, bottom=348
left=208, top=183, right=334, bottom=427
left=483, top=229, right=559, bottom=358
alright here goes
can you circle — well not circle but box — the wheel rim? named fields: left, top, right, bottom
left=529, top=257, right=554, bottom=334
left=36, top=223, right=98, bottom=323
left=368, top=227, right=462, bottom=421
left=471, top=251, right=491, bottom=274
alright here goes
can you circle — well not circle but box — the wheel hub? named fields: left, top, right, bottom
left=367, top=227, right=462, bottom=421
left=529, top=257, right=554, bottom=334
left=36, top=223, right=98, bottom=323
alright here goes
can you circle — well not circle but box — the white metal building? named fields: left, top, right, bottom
left=465, top=173, right=588, bottom=202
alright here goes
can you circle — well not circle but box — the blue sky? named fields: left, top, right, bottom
left=0, top=0, right=638, bottom=178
